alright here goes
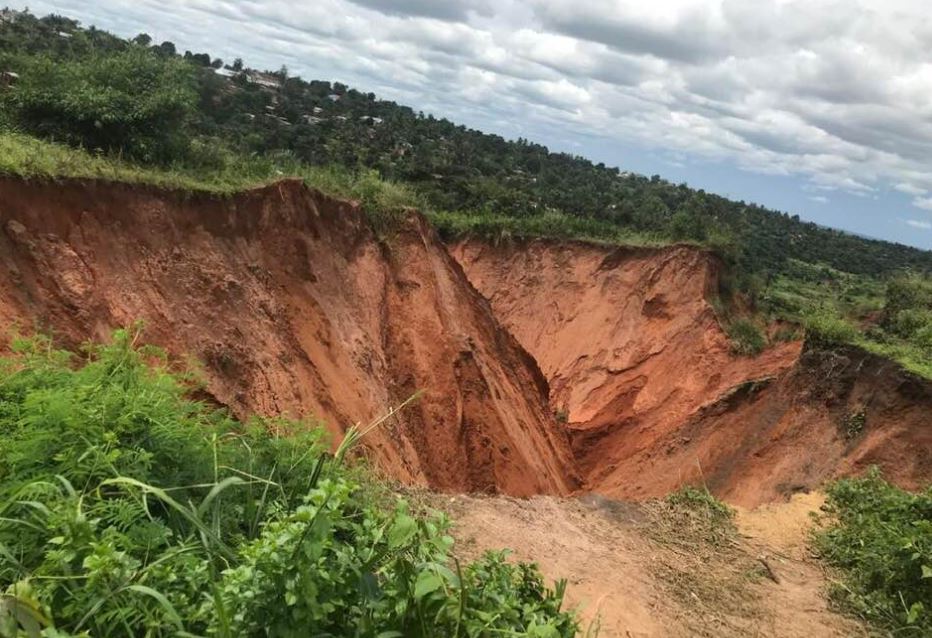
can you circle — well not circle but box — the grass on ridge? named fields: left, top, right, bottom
left=0, top=132, right=422, bottom=231
left=427, top=208, right=669, bottom=248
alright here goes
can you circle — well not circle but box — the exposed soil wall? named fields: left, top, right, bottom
left=452, top=240, right=931, bottom=506
left=0, top=178, right=579, bottom=496
left=1, top=178, right=927, bottom=504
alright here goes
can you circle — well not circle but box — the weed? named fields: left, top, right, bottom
left=726, top=318, right=767, bottom=356
left=813, top=469, right=932, bottom=635
left=840, top=409, right=867, bottom=440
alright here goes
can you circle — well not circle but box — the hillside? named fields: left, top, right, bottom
left=452, top=240, right=932, bottom=506
left=1, top=9, right=930, bottom=379
left=1, top=9, right=931, bottom=637
left=2, top=9, right=931, bottom=281
left=0, top=177, right=578, bottom=495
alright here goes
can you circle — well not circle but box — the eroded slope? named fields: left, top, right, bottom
left=452, top=240, right=930, bottom=505
left=0, top=178, right=578, bottom=495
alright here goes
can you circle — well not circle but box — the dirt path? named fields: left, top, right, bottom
left=440, top=492, right=866, bottom=638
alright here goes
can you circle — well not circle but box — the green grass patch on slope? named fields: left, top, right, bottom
left=0, top=328, right=578, bottom=637
left=761, top=260, right=932, bottom=378
left=814, top=470, right=932, bottom=635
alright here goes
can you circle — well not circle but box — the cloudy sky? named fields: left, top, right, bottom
left=21, top=0, right=932, bottom=249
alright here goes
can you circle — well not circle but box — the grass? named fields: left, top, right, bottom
left=641, top=486, right=765, bottom=636
left=761, top=260, right=932, bottom=379
left=725, top=318, right=767, bottom=356
left=813, top=470, right=932, bottom=635
left=0, top=131, right=423, bottom=232
left=427, top=208, right=668, bottom=247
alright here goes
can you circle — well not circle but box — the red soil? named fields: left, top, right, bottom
left=1, top=177, right=927, bottom=504
left=452, top=240, right=931, bottom=506
left=0, top=178, right=578, bottom=496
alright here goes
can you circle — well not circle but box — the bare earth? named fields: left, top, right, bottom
left=440, top=491, right=867, bottom=638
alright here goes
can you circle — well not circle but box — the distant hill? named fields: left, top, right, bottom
left=1, top=8, right=930, bottom=283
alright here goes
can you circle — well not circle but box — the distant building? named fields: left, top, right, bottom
left=0, top=8, right=21, bottom=23
left=246, top=71, right=282, bottom=89
left=302, top=115, right=324, bottom=124
left=312, top=106, right=324, bottom=114
left=214, top=67, right=238, bottom=78
left=57, top=31, right=72, bottom=39
left=1, top=71, right=19, bottom=88
left=359, top=115, right=383, bottom=124
left=327, top=93, right=341, bottom=102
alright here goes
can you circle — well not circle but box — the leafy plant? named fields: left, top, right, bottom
left=0, top=330, right=578, bottom=637
left=813, top=469, right=932, bottom=634
left=2, top=47, right=197, bottom=162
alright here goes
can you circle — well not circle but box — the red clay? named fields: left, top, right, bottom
left=452, top=239, right=931, bottom=505
left=1, top=177, right=928, bottom=504
left=0, top=178, right=578, bottom=496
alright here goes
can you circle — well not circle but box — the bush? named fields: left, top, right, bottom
left=0, top=330, right=577, bottom=637
left=814, top=470, right=932, bottom=634
left=1, top=47, right=196, bottom=162
left=726, top=318, right=767, bottom=356
left=804, top=310, right=859, bottom=345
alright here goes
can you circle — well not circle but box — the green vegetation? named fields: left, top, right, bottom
left=814, top=470, right=932, bottom=635
left=0, top=330, right=577, bottom=637
left=724, top=318, right=767, bottom=356
left=428, top=209, right=664, bottom=247
left=2, top=48, right=196, bottom=163
left=761, top=260, right=932, bottom=377
left=1, top=9, right=931, bottom=376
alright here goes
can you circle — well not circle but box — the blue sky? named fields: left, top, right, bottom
left=20, top=0, right=932, bottom=250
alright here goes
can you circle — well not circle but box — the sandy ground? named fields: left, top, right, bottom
left=439, top=491, right=867, bottom=638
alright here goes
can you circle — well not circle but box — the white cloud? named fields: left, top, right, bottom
left=23, top=0, right=932, bottom=211
left=809, top=195, right=829, bottom=204
left=912, top=197, right=932, bottom=211
left=895, top=183, right=927, bottom=196
left=906, top=219, right=932, bottom=230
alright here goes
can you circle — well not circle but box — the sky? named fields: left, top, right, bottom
left=18, top=0, right=932, bottom=250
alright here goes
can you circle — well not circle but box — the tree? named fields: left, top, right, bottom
left=133, top=33, right=151, bottom=46
left=232, top=57, right=243, bottom=71
left=2, top=48, right=197, bottom=162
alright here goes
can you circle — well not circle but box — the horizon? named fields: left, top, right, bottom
left=15, top=0, right=932, bottom=251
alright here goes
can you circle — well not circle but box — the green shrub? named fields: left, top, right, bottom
left=0, top=330, right=578, bottom=637
left=804, top=310, right=859, bottom=345
left=726, top=318, right=767, bottom=356
left=2, top=48, right=197, bottom=163
left=814, top=470, right=932, bottom=634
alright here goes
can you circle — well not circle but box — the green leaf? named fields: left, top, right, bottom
left=388, top=514, right=417, bottom=548
left=414, top=571, right=443, bottom=600
left=922, top=565, right=932, bottom=579
left=126, top=585, right=185, bottom=631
